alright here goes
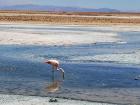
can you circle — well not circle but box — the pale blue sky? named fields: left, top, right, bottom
left=0, top=0, right=139, bottom=11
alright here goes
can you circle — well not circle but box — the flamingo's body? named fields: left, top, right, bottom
left=45, top=60, right=64, bottom=80
left=45, top=60, right=59, bottom=70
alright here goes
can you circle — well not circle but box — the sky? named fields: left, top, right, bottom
left=0, top=0, right=139, bottom=11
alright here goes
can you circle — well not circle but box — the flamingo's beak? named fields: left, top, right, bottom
left=45, top=61, right=51, bottom=64
left=44, top=61, right=49, bottom=64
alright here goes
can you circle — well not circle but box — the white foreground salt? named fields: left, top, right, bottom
left=0, top=94, right=114, bottom=105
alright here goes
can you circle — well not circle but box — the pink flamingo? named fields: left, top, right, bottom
left=45, top=60, right=65, bottom=80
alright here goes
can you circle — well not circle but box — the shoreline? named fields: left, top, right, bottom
left=1, top=21, right=140, bottom=26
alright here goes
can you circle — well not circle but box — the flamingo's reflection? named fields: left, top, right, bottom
left=44, top=80, right=62, bottom=102
left=47, top=80, right=59, bottom=93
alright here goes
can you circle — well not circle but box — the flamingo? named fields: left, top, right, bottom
left=45, top=60, right=65, bottom=80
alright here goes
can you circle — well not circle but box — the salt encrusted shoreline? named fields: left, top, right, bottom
left=0, top=24, right=121, bottom=45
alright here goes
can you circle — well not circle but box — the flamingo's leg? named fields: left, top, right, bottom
left=52, top=66, right=55, bottom=81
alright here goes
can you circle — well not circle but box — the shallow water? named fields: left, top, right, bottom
left=0, top=24, right=140, bottom=104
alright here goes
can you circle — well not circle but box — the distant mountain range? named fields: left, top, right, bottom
left=0, top=4, right=120, bottom=12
